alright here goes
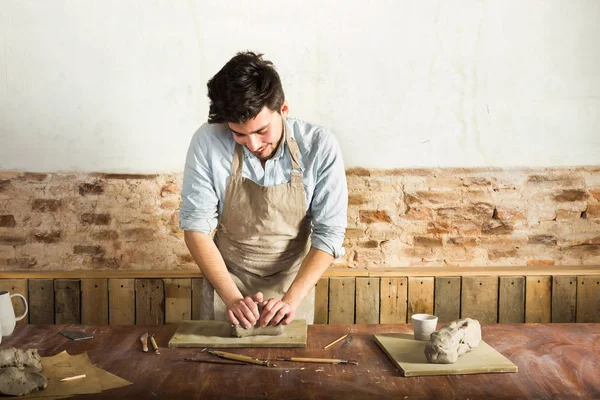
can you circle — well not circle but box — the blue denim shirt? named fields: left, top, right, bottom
left=179, top=117, right=347, bottom=257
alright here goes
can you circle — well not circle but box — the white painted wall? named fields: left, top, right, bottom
left=1, top=0, right=599, bottom=171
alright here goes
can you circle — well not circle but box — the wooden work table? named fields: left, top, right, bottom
left=1, top=323, right=598, bottom=399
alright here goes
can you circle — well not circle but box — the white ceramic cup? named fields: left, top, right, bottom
left=411, top=313, right=438, bottom=341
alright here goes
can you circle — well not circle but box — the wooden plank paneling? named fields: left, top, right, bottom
left=407, top=277, right=434, bottom=319
left=314, top=277, right=329, bottom=324
left=461, top=276, right=498, bottom=323
left=0, top=279, right=29, bottom=325
left=191, top=278, right=204, bottom=320
left=499, top=276, right=525, bottom=323
left=380, top=277, right=407, bottom=324
left=525, top=276, right=551, bottom=323
left=135, top=279, right=165, bottom=325
left=356, top=277, right=380, bottom=324
left=28, top=279, right=54, bottom=324
left=434, top=277, right=461, bottom=323
left=54, top=279, right=81, bottom=324
left=109, top=279, right=135, bottom=325
left=576, top=276, right=600, bottom=322
left=81, top=279, right=109, bottom=325
left=165, top=279, right=192, bottom=323
left=552, top=276, right=577, bottom=323
left=328, top=277, right=355, bottom=324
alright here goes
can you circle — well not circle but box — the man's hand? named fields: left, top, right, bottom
left=258, top=297, right=296, bottom=327
left=226, top=293, right=264, bottom=329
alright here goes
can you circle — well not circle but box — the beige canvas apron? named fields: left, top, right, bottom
left=201, top=119, right=315, bottom=323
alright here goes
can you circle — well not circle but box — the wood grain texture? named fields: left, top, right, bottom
left=54, top=279, right=81, bottom=324
left=328, top=277, right=355, bottom=324
left=380, top=277, right=407, bottom=324
left=434, top=277, right=461, bottom=323
left=314, top=277, right=329, bottom=324
left=525, top=276, right=551, bottom=323
left=109, top=279, right=135, bottom=325
left=355, top=277, right=380, bottom=324
left=576, top=276, right=600, bottom=322
left=552, top=276, right=577, bottom=323
left=191, top=278, right=204, bottom=320
left=28, top=279, right=54, bottom=324
left=407, top=277, right=434, bottom=318
left=164, top=278, right=192, bottom=323
left=0, top=279, right=28, bottom=325
left=461, top=276, right=498, bottom=323
left=135, top=279, right=165, bottom=325
left=81, top=278, right=109, bottom=325
left=499, top=276, right=525, bottom=323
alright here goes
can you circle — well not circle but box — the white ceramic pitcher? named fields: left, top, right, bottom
left=0, top=290, right=28, bottom=336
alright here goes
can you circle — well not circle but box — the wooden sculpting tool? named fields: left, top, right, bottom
left=149, top=334, right=160, bottom=354
left=206, top=349, right=270, bottom=366
left=184, top=357, right=247, bottom=366
left=140, top=332, right=149, bottom=352
left=323, top=334, right=348, bottom=349
left=275, top=357, right=358, bottom=365
left=60, top=374, right=87, bottom=382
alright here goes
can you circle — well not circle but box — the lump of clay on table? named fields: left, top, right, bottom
left=424, top=318, right=481, bottom=364
left=231, top=324, right=284, bottom=338
left=0, top=348, right=47, bottom=396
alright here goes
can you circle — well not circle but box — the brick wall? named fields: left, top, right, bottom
left=1, top=167, right=599, bottom=271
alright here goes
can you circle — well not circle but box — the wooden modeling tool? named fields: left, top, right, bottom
left=60, top=374, right=86, bottom=382
left=323, top=334, right=348, bottom=349
left=149, top=334, right=160, bottom=354
left=206, top=349, right=270, bottom=366
left=275, top=357, right=358, bottom=365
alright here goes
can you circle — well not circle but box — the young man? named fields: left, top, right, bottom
left=179, top=51, right=347, bottom=329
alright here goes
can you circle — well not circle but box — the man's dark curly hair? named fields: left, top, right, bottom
left=207, top=51, right=285, bottom=124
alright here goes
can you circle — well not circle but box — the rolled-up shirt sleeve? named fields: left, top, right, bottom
left=309, top=131, right=348, bottom=258
left=179, top=126, right=219, bottom=234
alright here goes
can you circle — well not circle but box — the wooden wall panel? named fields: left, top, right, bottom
left=499, top=276, right=525, bottom=323
left=328, top=277, right=355, bottom=324
left=54, top=279, right=81, bottom=324
left=576, top=276, right=600, bottom=322
left=407, top=277, right=434, bottom=319
left=28, top=279, right=54, bottom=324
left=191, top=278, right=204, bottom=321
left=461, top=276, right=498, bottom=323
left=109, top=279, right=135, bottom=325
left=380, top=277, right=407, bottom=324
left=135, top=279, right=165, bottom=325
left=434, top=277, right=461, bottom=323
left=355, top=277, right=379, bottom=324
left=552, top=276, right=577, bottom=323
left=314, top=277, right=329, bottom=324
left=165, top=278, right=192, bottom=323
left=0, top=279, right=29, bottom=325
left=81, top=279, right=109, bottom=325
left=525, top=276, right=551, bottom=323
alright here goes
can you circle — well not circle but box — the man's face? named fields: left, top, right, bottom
left=228, top=102, right=288, bottom=161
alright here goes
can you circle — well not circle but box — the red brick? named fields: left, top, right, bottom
left=21, top=173, right=47, bottom=181
left=345, top=168, right=371, bottom=177
left=359, top=240, right=379, bottom=248
left=427, top=221, right=449, bottom=234
left=123, top=228, right=155, bottom=241
left=0, top=235, right=26, bottom=245
left=78, top=182, right=105, bottom=196
left=74, top=245, right=105, bottom=255
left=161, top=182, right=180, bottom=197
left=81, top=213, right=111, bottom=225
left=89, top=256, right=121, bottom=269
left=589, top=189, right=600, bottom=201
left=482, top=220, right=513, bottom=235
left=527, top=259, right=555, bottom=266
left=90, top=230, right=119, bottom=241
left=160, top=200, right=179, bottom=210
left=1, top=257, right=37, bottom=269
left=587, top=205, right=600, bottom=218
left=414, top=236, right=443, bottom=247
left=0, top=180, right=10, bottom=192
left=554, top=189, right=588, bottom=202
left=178, top=254, right=195, bottom=264
left=488, top=249, right=518, bottom=260
left=32, top=199, right=62, bottom=212
left=359, top=210, right=392, bottom=224
left=528, top=235, right=557, bottom=246
left=95, top=173, right=159, bottom=180
left=344, top=229, right=365, bottom=239
left=33, top=230, right=61, bottom=243
left=404, top=206, right=433, bottom=220
left=0, top=215, right=16, bottom=228
left=348, top=194, right=367, bottom=205
left=446, top=237, right=479, bottom=247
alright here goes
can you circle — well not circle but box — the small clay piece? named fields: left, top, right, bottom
left=0, top=348, right=47, bottom=396
left=424, top=318, right=481, bottom=364
left=0, top=348, right=43, bottom=372
left=231, top=324, right=285, bottom=338
left=0, top=367, right=47, bottom=396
